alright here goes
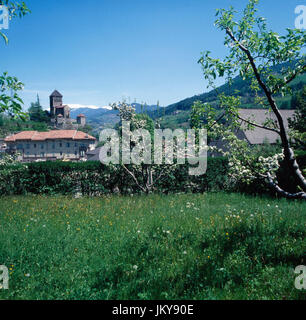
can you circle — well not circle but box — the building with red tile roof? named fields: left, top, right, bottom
left=5, top=130, right=96, bottom=162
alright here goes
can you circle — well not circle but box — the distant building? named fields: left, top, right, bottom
left=50, top=90, right=86, bottom=129
left=237, top=109, right=295, bottom=144
left=86, top=148, right=101, bottom=161
left=5, top=130, right=96, bottom=162
left=77, top=114, right=86, bottom=126
left=209, top=109, right=295, bottom=156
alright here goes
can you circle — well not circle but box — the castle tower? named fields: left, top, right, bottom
left=50, top=90, right=63, bottom=117
left=77, top=114, right=86, bottom=127
left=56, top=114, right=64, bottom=127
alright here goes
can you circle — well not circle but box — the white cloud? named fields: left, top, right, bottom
left=67, top=104, right=112, bottom=110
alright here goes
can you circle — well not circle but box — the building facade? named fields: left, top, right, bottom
left=5, top=130, right=96, bottom=162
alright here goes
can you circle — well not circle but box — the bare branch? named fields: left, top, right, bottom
left=207, top=111, right=226, bottom=130
left=226, top=28, right=272, bottom=98
left=229, top=110, right=281, bottom=134
left=122, top=164, right=146, bottom=193
left=272, top=65, right=306, bottom=94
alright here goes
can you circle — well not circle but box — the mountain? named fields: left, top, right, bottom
left=149, top=73, right=306, bottom=120
left=70, top=103, right=161, bottom=132
left=147, top=64, right=306, bottom=129
left=70, top=107, right=111, bottom=120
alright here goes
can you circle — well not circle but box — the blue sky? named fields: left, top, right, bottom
left=0, top=0, right=304, bottom=110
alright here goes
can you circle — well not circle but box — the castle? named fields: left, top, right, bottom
left=50, top=90, right=86, bottom=129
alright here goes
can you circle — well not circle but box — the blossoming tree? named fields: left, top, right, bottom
left=192, top=0, right=306, bottom=199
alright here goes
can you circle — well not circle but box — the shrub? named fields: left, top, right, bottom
left=233, top=153, right=306, bottom=196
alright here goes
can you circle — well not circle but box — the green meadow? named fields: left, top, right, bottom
left=0, top=193, right=305, bottom=300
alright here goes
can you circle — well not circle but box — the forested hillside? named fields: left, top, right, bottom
left=148, top=70, right=306, bottom=129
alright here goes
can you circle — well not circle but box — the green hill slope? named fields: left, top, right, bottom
left=150, top=68, right=306, bottom=129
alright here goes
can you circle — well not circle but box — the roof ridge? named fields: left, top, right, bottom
left=72, top=130, right=77, bottom=140
left=31, top=131, right=39, bottom=139
left=50, top=90, right=63, bottom=97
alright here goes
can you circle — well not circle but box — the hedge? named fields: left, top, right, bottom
left=0, top=157, right=229, bottom=196
left=0, top=153, right=305, bottom=196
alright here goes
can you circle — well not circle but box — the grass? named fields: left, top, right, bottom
left=0, top=192, right=305, bottom=300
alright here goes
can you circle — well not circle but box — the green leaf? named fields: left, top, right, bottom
left=0, top=32, right=9, bottom=44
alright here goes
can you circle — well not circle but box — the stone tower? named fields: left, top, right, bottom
left=50, top=90, right=63, bottom=117
left=77, top=114, right=86, bottom=127
left=49, top=90, right=86, bottom=129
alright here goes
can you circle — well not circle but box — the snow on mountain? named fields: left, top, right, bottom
left=67, top=104, right=112, bottom=110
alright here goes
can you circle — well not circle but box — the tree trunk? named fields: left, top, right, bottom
left=267, top=96, right=306, bottom=192
left=226, top=27, right=306, bottom=195
left=267, top=173, right=306, bottom=199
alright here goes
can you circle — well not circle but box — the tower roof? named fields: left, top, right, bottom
left=50, top=90, right=63, bottom=98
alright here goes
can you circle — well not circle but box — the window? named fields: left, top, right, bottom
left=75, top=143, right=78, bottom=147
left=59, top=142, right=62, bottom=148
left=41, top=144, right=44, bottom=149
left=67, top=142, right=70, bottom=148
left=52, top=143, right=55, bottom=149
left=75, top=151, right=78, bottom=156
left=41, top=152, right=45, bottom=157
left=34, top=144, right=37, bottom=148
left=17, top=144, right=23, bottom=149
left=60, top=152, right=63, bottom=156
left=26, top=144, right=30, bottom=149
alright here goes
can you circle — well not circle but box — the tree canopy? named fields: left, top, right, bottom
left=192, top=0, right=306, bottom=199
left=0, top=1, right=30, bottom=119
left=28, top=95, right=50, bottom=123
